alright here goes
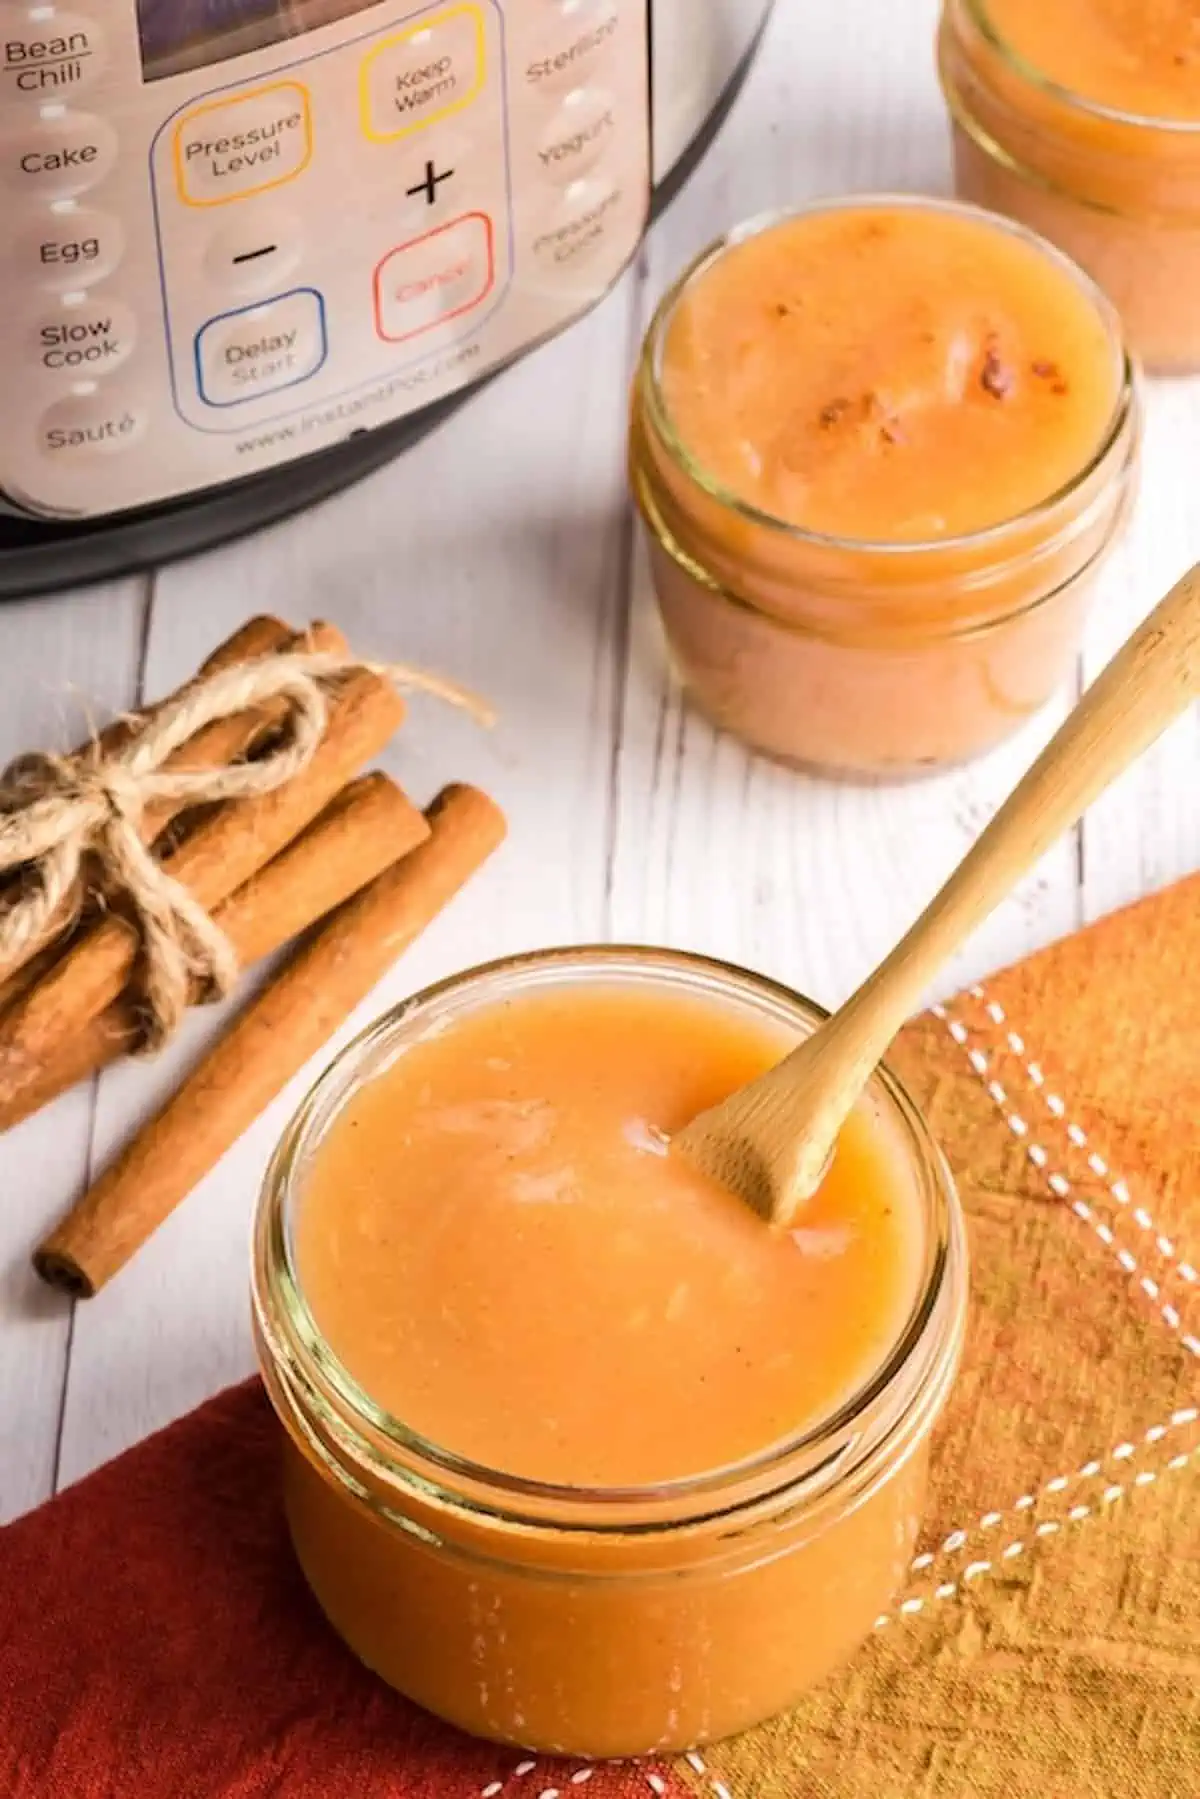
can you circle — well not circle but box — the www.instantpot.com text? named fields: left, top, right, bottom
left=233, top=342, right=482, bottom=457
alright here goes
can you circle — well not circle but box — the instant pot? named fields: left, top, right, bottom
left=0, top=0, right=772, bottom=596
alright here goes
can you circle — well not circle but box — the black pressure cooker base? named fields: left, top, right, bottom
left=0, top=410, right=460, bottom=601
left=0, top=21, right=766, bottom=602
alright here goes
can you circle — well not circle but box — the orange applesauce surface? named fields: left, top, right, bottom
left=294, top=982, right=924, bottom=1488
left=658, top=204, right=1121, bottom=543
left=981, top=0, right=1200, bottom=119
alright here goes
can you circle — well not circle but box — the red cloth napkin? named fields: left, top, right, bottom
left=0, top=1380, right=688, bottom=1799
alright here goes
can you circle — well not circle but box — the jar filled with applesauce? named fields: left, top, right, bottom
left=629, top=196, right=1140, bottom=778
left=939, top=0, right=1200, bottom=373
left=252, top=946, right=967, bottom=1758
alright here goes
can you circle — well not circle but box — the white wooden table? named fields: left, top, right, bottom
left=2, top=0, right=1198, bottom=1525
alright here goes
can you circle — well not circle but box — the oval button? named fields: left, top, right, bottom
left=17, top=203, right=124, bottom=290
left=203, top=210, right=303, bottom=295
left=0, top=6, right=106, bottom=100
left=38, top=389, right=147, bottom=459
left=531, top=176, right=621, bottom=270
left=523, top=1, right=618, bottom=91
left=30, top=294, right=136, bottom=378
left=537, top=86, right=616, bottom=182
left=0, top=109, right=117, bottom=197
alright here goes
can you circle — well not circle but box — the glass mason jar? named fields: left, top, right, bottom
left=629, top=198, right=1140, bottom=780
left=939, top=0, right=1200, bottom=373
left=252, top=946, right=968, bottom=1759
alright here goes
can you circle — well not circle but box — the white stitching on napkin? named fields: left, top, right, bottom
left=961, top=987, right=1199, bottom=1284
left=908, top=1405, right=1199, bottom=1575
left=682, top=1754, right=730, bottom=1799
left=483, top=1757, right=672, bottom=1795
left=931, top=997, right=1200, bottom=1354
left=868, top=994, right=1200, bottom=1620
left=863, top=993, right=1200, bottom=1613
left=961, top=988, right=1195, bottom=1221
left=872, top=1442, right=1197, bottom=1630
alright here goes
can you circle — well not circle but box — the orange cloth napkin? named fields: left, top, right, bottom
left=1, top=881, right=1196, bottom=1797
left=695, top=876, right=1200, bottom=1799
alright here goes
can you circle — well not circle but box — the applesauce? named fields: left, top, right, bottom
left=252, top=947, right=967, bottom=1757
left=629, top=197, right=1139, bottom=777
left=940, top=0, right=1200, bottom=371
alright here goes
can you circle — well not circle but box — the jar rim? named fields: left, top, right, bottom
left=961, top=0, right=1200, bottom=137
left=252, top=945, right=967, bottom=1533
left=639, top=192, right=1136, bottom=561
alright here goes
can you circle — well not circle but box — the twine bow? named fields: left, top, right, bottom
left=0, top=652, right=485, bottom=1051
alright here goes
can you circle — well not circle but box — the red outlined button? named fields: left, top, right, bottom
left=372, top=210, right=494, bottom=344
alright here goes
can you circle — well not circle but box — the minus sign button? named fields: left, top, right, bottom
left=210, top=223, right=300, bottom=290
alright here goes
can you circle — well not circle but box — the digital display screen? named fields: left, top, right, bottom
left=137, top=0, right=387, bottom=81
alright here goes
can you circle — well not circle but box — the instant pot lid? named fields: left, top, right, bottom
left=0, top=15, right=767, bottom=603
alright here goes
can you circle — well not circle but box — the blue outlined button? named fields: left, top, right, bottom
left=194, top=286, right=326, bottom=406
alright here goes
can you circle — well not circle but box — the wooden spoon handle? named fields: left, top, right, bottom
left=821, top=559, right=1200, bottom=1086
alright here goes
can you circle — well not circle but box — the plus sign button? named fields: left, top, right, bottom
left=406, top=157, right=455, bottom=203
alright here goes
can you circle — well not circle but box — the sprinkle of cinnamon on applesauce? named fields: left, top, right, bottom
left=980, top=337, right=1015, bottom=399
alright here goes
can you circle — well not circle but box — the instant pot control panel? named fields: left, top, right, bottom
left=0, top=0, right=650, bottom=519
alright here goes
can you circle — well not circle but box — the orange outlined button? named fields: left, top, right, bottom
left=173, top=81, right=312, bottom=207
left=360, top=4, right=485, bottom=143
left=373, top=211, right=494, bottom=343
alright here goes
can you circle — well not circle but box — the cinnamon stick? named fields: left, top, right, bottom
left=0, top=667, right=406, bottom=1116
left=139, top=618, right=346, bottom=842
left=0, top=773, right=428, bottom=1129
left=34, top=783, right=506, bottom=1297
left=66, top=614, right=291, bottom=765
left=0, top=616, right=331, bottom=996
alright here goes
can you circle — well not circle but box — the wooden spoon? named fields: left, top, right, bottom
left=675, top=561, right=1200, bottom=1229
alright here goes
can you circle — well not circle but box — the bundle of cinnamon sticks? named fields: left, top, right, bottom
left=9, top=616, right=504, bottom=1299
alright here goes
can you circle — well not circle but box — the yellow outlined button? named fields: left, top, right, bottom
left=173, top=81, right=312, bottom=208
left=360, top=5, right=485, bottom=144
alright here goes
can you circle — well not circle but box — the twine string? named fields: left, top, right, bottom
left=0, top=650, right=487, bottom=1050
